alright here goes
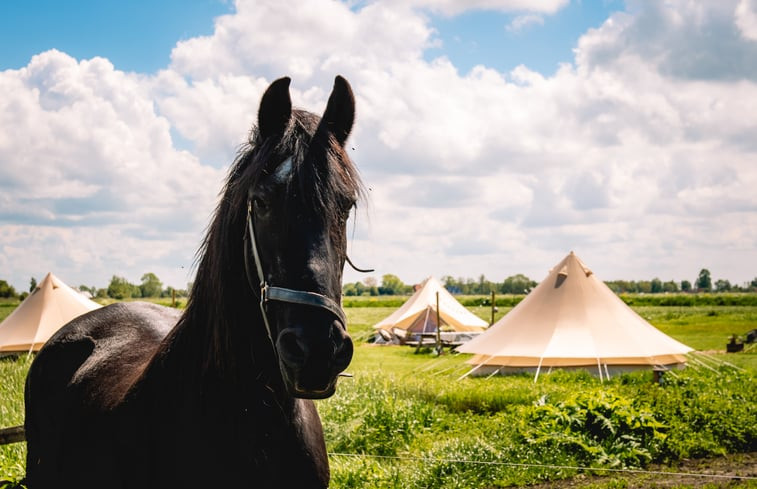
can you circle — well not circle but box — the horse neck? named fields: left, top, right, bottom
left=165, top=249, right=285, bottom=396
left=154, top=170, right=291, bottom=398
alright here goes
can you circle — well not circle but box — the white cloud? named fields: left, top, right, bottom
left=2, top=0, right=757, bottom=292
left=0, top=50, right=223, bottom=289
left=506, top=14, right=545, bottom=33
left=736, top=0, right=757, bottom=40
left=168, top=0, right=435, bottom=83
left=575, top=1, right=757, bottom=80
left=381, top=0, right=568, bottom=16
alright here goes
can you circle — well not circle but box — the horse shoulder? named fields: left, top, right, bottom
left=68, top=302, right=179, bottom=406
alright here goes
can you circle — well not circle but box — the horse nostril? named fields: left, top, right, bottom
left=277, top=329, right=308, bottom=368
left=332, top=325, right=354, bottom=371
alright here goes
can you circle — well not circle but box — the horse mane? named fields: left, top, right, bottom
left=167, top=109, right=364, bottom=385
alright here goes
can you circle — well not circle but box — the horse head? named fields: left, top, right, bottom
left=244, top=76, right=359, bottom=399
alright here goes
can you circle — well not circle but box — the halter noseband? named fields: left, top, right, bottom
left=244, top=200, right=348, bottom=354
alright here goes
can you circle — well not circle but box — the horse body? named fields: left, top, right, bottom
left=24, top=76, right=360, bottom=488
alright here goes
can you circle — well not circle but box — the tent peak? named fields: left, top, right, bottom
left=0, top=272, right=102, bottom=353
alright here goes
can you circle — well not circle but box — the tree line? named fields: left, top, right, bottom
left=342, top=273, right=540, bottom=296
left=2, top=268, right=756, bottom=302
left=606, top=269, right=757, bottom=294
left=0, top=273, right=190, bottom=301
left=342, top=269, right=757, bottom=296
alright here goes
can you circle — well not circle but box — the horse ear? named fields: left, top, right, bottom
left=317, top=75, right=355, bottom=147
left=258, top=77, right=292, bottom=141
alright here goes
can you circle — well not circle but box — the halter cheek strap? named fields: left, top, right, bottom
left=244, top=200, right=348, bottom=355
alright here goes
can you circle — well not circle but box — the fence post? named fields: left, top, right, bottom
left=0, top=426, right=26, bottom=445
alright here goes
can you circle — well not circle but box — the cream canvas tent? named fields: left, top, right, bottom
left=457, top=252, right=693, bottom=379
left=0, top=272, right=102, bottom=354
left=374, top=277, right=487, bottom=343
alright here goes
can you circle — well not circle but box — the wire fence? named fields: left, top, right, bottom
left=328, top=452, right=757, bottom=482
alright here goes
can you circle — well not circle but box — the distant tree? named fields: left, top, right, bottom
left=714, top=279, right=731, bottom=292
left=696, top=269, right=712, bottom=291
left=604, top=281, right=621, bottom=293
left=650, top=278, right=663, bottom=293
left=662, top=280, right=679, bottom=293
left=681, top=280, right=692, bottom=292
left=378, top=274, right=405, bottom=295
left=107, top=275, right=138, bottom=300
left=342, top=282, right=362, bottom=296
left=605, top=280, right=641, bottom=293
left=500, top=274, right=536, bottom=294
left=139, top=272, right=163, bottom=298
left=78, top=285, right=96, bottom=296
left=463, top=277, right=476, bottom=294
left=363, top=277, right=379, bottom=296
left=0, top=280, right=17, bottom=299
left=474, top=274, right=494, bottom=294
left=442, top=275, right=462, bottom=294
left=29, top=277, right=37, bottom=292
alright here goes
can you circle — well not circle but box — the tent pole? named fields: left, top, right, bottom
left=416, top=309, right=430, bottom=354
left=457, top=355, right=494, bottom=381
left=534, top=357, right=544, bottom=383
left=596, top=358, right=604, bottom=382
left=689, top=356, right=719, bottom=374
left=692, top=351, right=743, bottom=371
left=486, top=367, right=503, bottom=379
left=435, top=292, right=442, bottom=355
left=490, top=291, right=495, bottom=326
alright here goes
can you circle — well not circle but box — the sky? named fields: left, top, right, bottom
left=1, top=0, right=756, bottom=293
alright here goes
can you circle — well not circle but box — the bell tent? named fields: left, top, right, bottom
left=457, top=252, right=693, bottom=379
left=374, top=276, right=487, bottom=344
left=0, top=272, right=102, bottom=354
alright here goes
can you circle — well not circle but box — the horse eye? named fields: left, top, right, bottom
left=253, top=197, right=269, bottom=214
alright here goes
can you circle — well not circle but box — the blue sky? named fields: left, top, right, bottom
left=1, top=1, right=622, bottom=75
left=0, top=0, right=232, bottom=72
left=0, top=0, right=756, bottom=292
left=426, top=1, right=624, bottom=75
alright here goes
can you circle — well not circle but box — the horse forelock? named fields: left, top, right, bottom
left=230, top=110, right=364, bottom=237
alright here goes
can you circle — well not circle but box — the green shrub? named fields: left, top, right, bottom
left=521, top=392, right=667, bottom=469
left=323, top=375, right=440, bottom=456
left=649, top=368, right=757, bottom=460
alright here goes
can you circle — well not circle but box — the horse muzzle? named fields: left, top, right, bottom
left=276, top=319, right=354, bottom=399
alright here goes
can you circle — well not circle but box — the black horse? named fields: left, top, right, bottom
left=24, top=76, right=362, bottom=488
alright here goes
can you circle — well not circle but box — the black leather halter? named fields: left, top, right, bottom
left=244, top=200, right=348, bottom=352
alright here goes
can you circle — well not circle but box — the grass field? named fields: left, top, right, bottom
left=1, top=301, right=756, bottom=487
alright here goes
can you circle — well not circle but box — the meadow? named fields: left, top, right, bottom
left=1, top=299, right=756, bottom=488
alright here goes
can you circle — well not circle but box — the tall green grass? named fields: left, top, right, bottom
left=0, top=357, right=29, bottom=481
left=1, top=304, right=755, bottom=487
left=321, top=360, right=755, bottom=488
left=0, top=305, right=16, bottom=323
